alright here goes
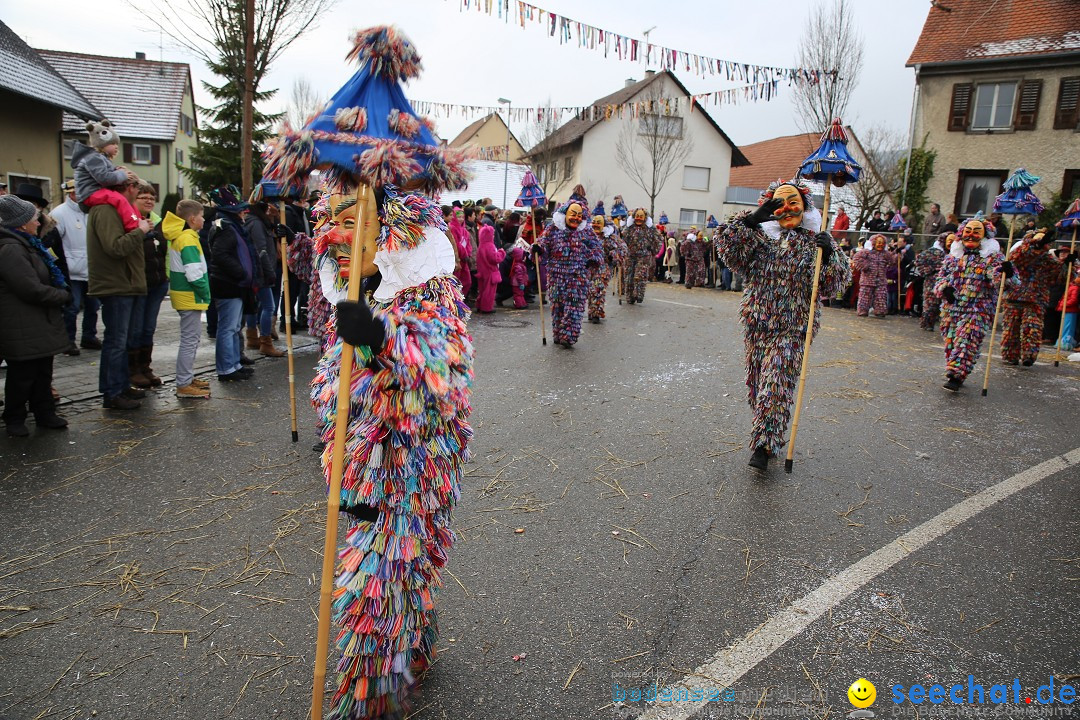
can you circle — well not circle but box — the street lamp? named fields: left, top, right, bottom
left=498, top=97, right=511, bottom=208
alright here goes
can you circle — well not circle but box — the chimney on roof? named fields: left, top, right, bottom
left=135, top=52, right=146, bottom=60
left=645, top=69, right=656, bottom=77
left=625, top=78, right=637, bottom=88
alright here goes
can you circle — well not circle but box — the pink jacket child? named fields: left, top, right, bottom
left=448, top=208, right=472, bottom=297
left=510, top=246, right=529, bottom=309
left=71, top=120, right=141, bottom=232
left=475, top=224, right=506, bottom=313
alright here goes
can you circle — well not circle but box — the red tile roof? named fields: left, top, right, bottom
left=728, top=132, right=820, bottom=190
left=907, top=0, right=1080, bottom=66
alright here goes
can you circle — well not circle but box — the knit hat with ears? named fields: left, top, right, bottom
left=86, top=119, right=120, bottom=150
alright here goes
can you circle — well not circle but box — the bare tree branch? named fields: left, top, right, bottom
left=614, top=84, right=694, bottom=217
left=850, top=124, right=904, bottom=230
left=792, top=0, right=865, bottom=135
left=284, top=77, right=326, bottom=131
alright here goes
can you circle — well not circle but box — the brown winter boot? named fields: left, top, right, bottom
left=259, top=336, right=285, bottom=357
left=141, top=346, right=162, bottom=386
left=245, top=326, right=260, bottom=350
left=129, top=349, right=152, bottom=388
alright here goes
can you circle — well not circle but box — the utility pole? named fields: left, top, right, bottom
left=242, top=0, right=255, bottom=199
left=642, top=26, right=656, bottom=70
left=499, top=98, right=511, bottom=208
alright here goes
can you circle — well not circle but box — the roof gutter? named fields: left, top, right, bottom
left=906, top=49, right=1080, bottom=71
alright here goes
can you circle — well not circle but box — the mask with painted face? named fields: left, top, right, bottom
left=960, top=219, right=986, bottom=252
left=944, top=233, right=956, bottom=251
left=772, top=184, right=805, bottom=230
left=325, top=193, right=379, bottom=281
left=566, top=203, right=584, bottom=230
left=633, top=209, right=646, bottom=227
left=591, top=216, right=604, bottom=235
left=872, top=235, right=886, bottom=252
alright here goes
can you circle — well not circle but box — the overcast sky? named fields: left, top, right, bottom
left=7, top=0, right=931, bottom=148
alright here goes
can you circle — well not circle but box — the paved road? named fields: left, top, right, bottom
left=1, top=282, right=1077, bottom=720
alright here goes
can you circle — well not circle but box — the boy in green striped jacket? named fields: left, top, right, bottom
left=164, top=200, right=212, bottom=398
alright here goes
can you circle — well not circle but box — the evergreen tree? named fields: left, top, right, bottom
left=184, top=51, right=281, bottom=195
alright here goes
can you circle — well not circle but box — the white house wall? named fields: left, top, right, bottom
left=571, top=74, right=733, bottom=228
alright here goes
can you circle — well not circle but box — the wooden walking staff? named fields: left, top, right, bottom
left=278, top=200, right=299, bottom=443
left=1054, top=221, right=1080, bottom=367
left=981, top=216, right=1016, bottom=396
left=311, top=183, right=378, bottom=719
left=526, top=206, right=547, bottom=345
left=785, top=179, right=830, bottom=474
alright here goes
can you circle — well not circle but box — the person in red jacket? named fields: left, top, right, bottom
left=831, top=205, right=850, bottom=243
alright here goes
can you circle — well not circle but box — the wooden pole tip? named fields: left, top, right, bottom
left=542, top=338, right=547, bottom=345
left=981, top=389, right=988, bottom=396
left=784, top=459, right=793, bottom=473
left=291, top=430, right=299, bottom=442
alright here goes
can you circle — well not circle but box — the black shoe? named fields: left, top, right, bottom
left=6, top=423, right=29, bottom=437
left=236, top=367, right=255, bottom=377
left=748, top=447, right=770, bottom=470
left=312, top=441, right=326, bottom=452
left=1022, top=358, right=1035, bottom=367
left=943, top=377, right=962, bottom=392
left=63, top=343, right=81, bottom=356
left=35, top=414, right=68, bottom=429
left=80, top=337, right=103, bottom=350
left=122, top=386, right=147, bottom=399
left=207, top=331, right=216, bottom=339
left=218, top=371, right=251, bottom=382
left=239, top=354, right=255, bottom=366
left=589, top=317, right=600, bottom=324
left=279, top=319, right=287, bottom=332
left=103, top=394, right=140, bottom=410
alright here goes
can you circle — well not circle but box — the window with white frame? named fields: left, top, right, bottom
left=563, top=155, right=575, bottom=179
left=640, top=114, right=684, bottom=138
left=176, top=148, right=184, bottom=165
left=679, top=208, right=706, bottom=226
left=971, top=82, right=1017, bottom=130
left=548, top=161, right=559, bottom=181
left=133, top=144, right=153, bottom=164
left=536, top=164, right=546, bottom=184
left=682, top=166, right=710, bottom=191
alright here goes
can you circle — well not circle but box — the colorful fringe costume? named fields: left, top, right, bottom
left=851, top=240, right=896, bottom=317
left=621, top=219, right=661, bottom=303
left=535, top=205, right=602, bottom=346
left=1000, top=234, right=1063, bottom=364
left=717, top=194, right=850, bottom=456
left=934, top=230, right=1016, bottom=383
left=587, top=226, right=627, bottom=321
left=680, top=233, right=708, bottom=288
left=913, top=240, right=946, bottom=330
left=311, top=190, right=473, bottom=720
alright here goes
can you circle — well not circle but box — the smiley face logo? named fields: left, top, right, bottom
left=848, top=678, right=876, bottom=708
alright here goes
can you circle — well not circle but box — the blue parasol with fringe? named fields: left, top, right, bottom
left=1055, top=196, right=1080, bottom=230
left=798, top=118, right=861, bottom=187
left=514, top=170, right=546, bottom=208
left=993, top=168, right=1043, bottom=216
left=263, top=25, right=471, bottom=195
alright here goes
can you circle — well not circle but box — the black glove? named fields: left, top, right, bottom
left=1001, top=260, right=1014, bottom=278
left=814, top=232, right=833, bottom=264
left=1066, top=252, right=1078, bottom=264
left=336, top=298, right=386, bottom=351
left=273, top=223, right=294, bottom=241
left=745, top=197, right=783, bottom=228
left=531, top=243, right=541, bottom=257
left=941, top=286, right=956, bottom=304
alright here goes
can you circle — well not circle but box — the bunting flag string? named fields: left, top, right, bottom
left=455, top=0, right=829, bottom=86
left=411, top=78, right=788, bottom=125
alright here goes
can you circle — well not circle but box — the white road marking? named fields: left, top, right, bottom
left=637, top=446, right=1080, bottom=720
left=652, top=299, right=706, bottom=309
